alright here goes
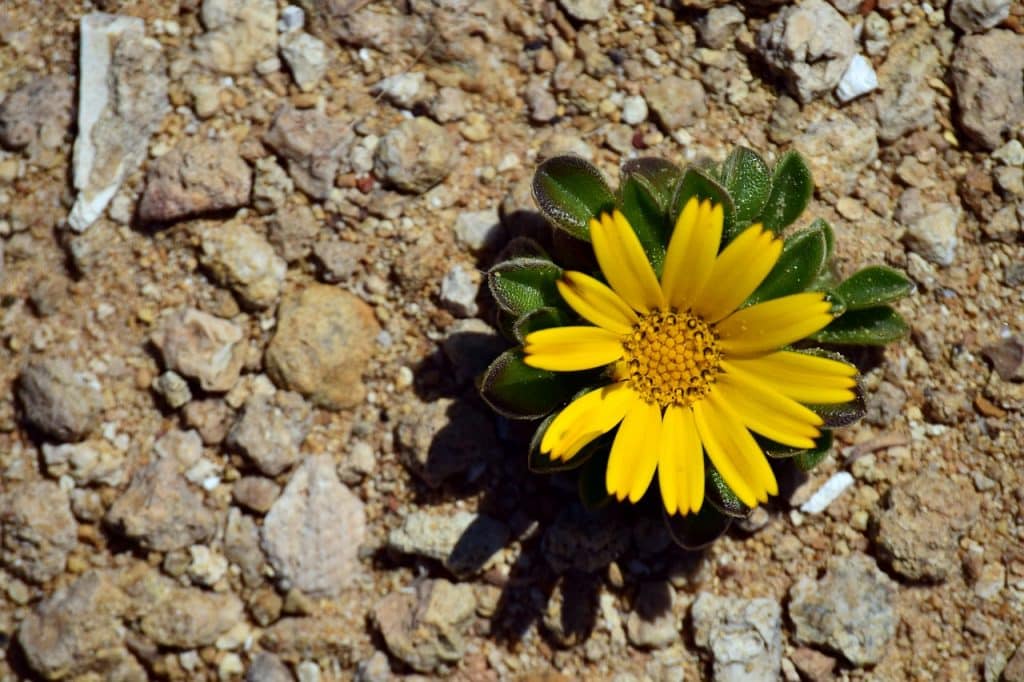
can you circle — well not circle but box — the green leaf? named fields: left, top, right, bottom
left=618, top=175, right=668, bottom=274
left=620, top=157, right=682, bottom=213
left=720, top=147, right=771, bottom=228
left=532, top=156, right=616, bottom=241
left=662, top=503, right=732, bottom=550
left=810, top=306, right=910, bottom=345
left=479, top=349, right=577, bottom=419
left=512, top=306, right=573, bottom=343
left=834, top=266, right=915, bottom=311
left=669, top=166, right=736, bottom=244
left=793, top=431, right=834, bottom=472
left=705, top=465, right=750, bottom=519
left=578, top=445, right=612, bottom=510
left=758, top=151, right=813, bottom=233
left=808, top=383, right=866, bottom=428
left=488, top=257, right=563, bottom=317
left=746, top=222, right=830, bottom=306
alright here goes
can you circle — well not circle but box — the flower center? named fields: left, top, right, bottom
left=621, top=309, right=722, bottom=407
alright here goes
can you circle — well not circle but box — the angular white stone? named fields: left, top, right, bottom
left=835, top=54, right=878, bottom=103
left=800, top=471, right=855, bottom=514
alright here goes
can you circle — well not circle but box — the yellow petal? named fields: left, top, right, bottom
left=589, top=211, right=663, bottom=313
left=523, top=326, right=624, bottom=371
left=557, top=271, right=638, bottom=335
left=660, top=197, right=699, bottom=309
left=663, top=199, right=723, bottom=311
left=540, top=382, right=633, bottom=458
left=628, top=402, right=663, bottom=502
left=710, top=391, right=778, bottom=500
left=694, top=225, right=782, bottom=322
left=658, top=405, right=704, bottom=516
left=605, top=395, right=655, bottom=501
left=717, top=292, right=834, bottom=356
left=725, top=351, right=857, bottom=404
left=715, top=371, right=821, bottom=449
left=691, top=396, right=759, bottom=509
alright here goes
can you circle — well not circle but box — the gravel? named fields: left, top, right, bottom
left=691, top=592, right=783, bottom=682
left=17, top=358, right=102, bottom=442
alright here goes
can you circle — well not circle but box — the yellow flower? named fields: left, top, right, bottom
left=522, top=198, right=858, bottom=516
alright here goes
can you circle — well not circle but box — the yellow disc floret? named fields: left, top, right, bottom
left=621, top=309, right=721, bottom=408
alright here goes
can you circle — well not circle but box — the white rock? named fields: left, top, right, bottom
left=439, top=264, right=479, bottom=318
left=621, top=95, right=649, bottom=125
left=373, top=72, right=426, bottom=109
left=800, top=472, right=855, bottom=514
left=279, top=5, right=305, bottom=32
left=69, top=14, right=168, bottom=232
left=279, top=31, right=327, bottom=92
left=993, top=139, right=1024, bottom=167
left=835, top=54, right=878, bottom=103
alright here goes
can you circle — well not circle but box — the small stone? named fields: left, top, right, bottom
left=41, top=440, right=125, bottom=486
left=296, top=661, right=320, bottom=682
left=312, top=239, right=366, bottom=283
left=982, top=337, right=1024, bottom=381
left=105, top=458, right=217, bottom=551
left=138, top=138, right=251, bottom=223
left=199, top=218, right=286, bottom=309
left=793, top=113, right=878, bottom=198
left=374, top=117, right=456, bottom=193
left=645, top=76, right=707, bottom=132
left=692, top=592, right=783, bottom=682
left=261, top=455, right=366, bottom=597
left=0, top=74, right=74, bottom=161
left=153, top=370, right=193, bottom=409
left=835, top=54, right=878, bottom=102
left=260, top=617, right=355, bottom=661
left=188, top=544, right=229, bottom=586
left=439, top=264, right=480, bottom=318
left=949, top=0, right=1011, bottom=33
left=372, top=579, right=477, bottom=673
left=340, top=440, right=376, bottom=484
left=993, top=139, right=1024, bottom=166
left=395, top=398, right=499, bottom=487
left=698, top=5, right=745, bottom=49
left=224, top=508, right=266, bottom=587
left=789, top=647, right=837, bottom=682
left=139, top=580, right=244, bottom=648
left=1, top=481, right=77, bottom=583
left=756, top=0, right=856, bottom=103
left=248, top=587, right=284, bottom=628
left=253, top=156, right=295, bottom=214
left=800, top=472, right=855, bottom=514
left=387, top=509, right=509, bottom=578
left=525, top=80, right=558, bottom=123
left=897, top=192, right=960, bottom=267
left=265, top=284, right=379, bottom=410
left=974, top=562, right=1006, bottom=600
left=227, top=392, right=312, bottom=476
left=355, top=651, right=392, bottom=682
left=557, top=0, right=610, bottom=21
left=431, top=86, right=468, bottom=123
left=372, top=72, right=426, bottom=108
left=69, top=13, right=169, bottom=231
left=17, top=358, right=102, bottom=442
left=233, top=476, right=281, bottom=513
left=1005, top=642, right=1024, bottom=682
left=280, top=31, right=328, bottom=92
left=621, top=95, right=648, bottom=125
left=268, top=203, right=320, bottom=262
left=264, top=106, right=351, bottom=200
left=952, top=30, right=1024, bottom=150
left=626, top=581, right=679, bottom=650
left=151, top=308, right=246, bottom=392
left=542, top=505, right=630, bottom=574
left=875, top=27, right=940, bottom=142
left=195, top=0, right=277, bottom=75
left=454, top=208, right=503, bottom=254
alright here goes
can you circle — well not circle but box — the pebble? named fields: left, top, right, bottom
left=194, top=0, right=277, bottom=75
left=952, top=30, right=1024, bottom=150
left=557, top=0, right=610, bottom=21
left=247, top=652, right=292, bottom=682
left=261, top=454, right=366, bottom=597
left=200, top=218, right=286, bottom=309
left=69, top=13, right=168, bottom=231
left=793, top=113, right=878, bottom=198
left=232, top=476, right=282, bottom=513
left=387, top=509, right=510, bottom=578
left=626, top=581, right=680, bottom=650
left=949, top=0, right=1011, bottom=33
left=835, top=54, right=878, bottom=103
left=698, top=5, right=744, bottom=49
left=372, top=72, right=426, bottom=109
left=454, top=208, right=504, bottom=254
left=264, top=105, right=351, bottom=200
left=153, top=370, right=192, bottom=409
left=151, top=308, right=246, bottom=392
left=312, top=238, right=366, bottom=283
left=799, top=472, right=855, bottom=514
left=526, top=80, right=558, bottom=123
left=339, top=439, right=376, bottom=484
left=789, top=554, right=897, bottom=666
left=432, top=86, right=469, bottom=123
left=875, top=26, right=939, bottom=142
left=374, top=117, right=456, bottom=193
left=620, top=95, right=648, bottom=125
left=897, top=192, right=960, bottom=267
left=105, top=458, right=217, bottom=551
left=372, top=578, right=477, bottom=673
left=265, top=284, right=379, bottom=410
left=789, top=647, right=837, bottom=682
left=974, top=562, right=1006, bottom=600
left=0, top=74, right=74, bottom=163
left=280, top=31, right=328, bottom=92
left=355, top=651, right=392, bottom=682
left=873, top=471, right=980, bottom=582
left=644, top=76, right=707, bottom=132
left=41, top=439, right=125, bottom=487
left=439, top=263, right=480, bottom=318
left=226, top=391, right=312, bottom=476
left=188, top=544, right=229, bottom=586
left=260, top=617, right=353, bottom=661
left=0, top=481, right=77, bottom=583
left=224, top=508, right=266, bottom=587
left=252, top=156, right=295, bottom=214
left=138, top=576, right=244, bottom=648
left=268, top=203, right=319, bottom=263
left=993, top=139, right=1024, bottom=166
left=756, top=0, right=855, bottom=103
left=1005, top=642, right=1024, bottom=682
left=17, top=358, right=102, bottom=442
left=138, top=139, right=252, bottom=223
left=691, top=592, right=782, bottom=682
left=395, top=398, right=500, bottom=487
left=296, top=661, right=321, bottom=682
left=981, top=337, right=1024, bottom=381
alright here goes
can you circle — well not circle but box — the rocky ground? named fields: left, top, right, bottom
left=0, top=0, right=1022, bottom=680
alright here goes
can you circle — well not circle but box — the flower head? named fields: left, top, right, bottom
left=522, top=198, right=858, bottom=516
